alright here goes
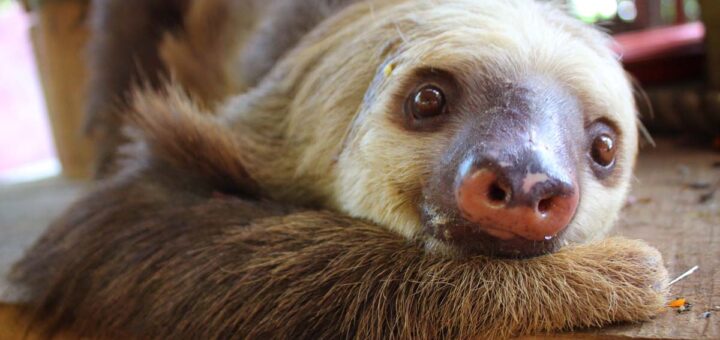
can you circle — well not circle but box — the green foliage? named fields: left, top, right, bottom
left=0, top=0, right=11, bottom=10
left=570, top=0, right=619, bottom=23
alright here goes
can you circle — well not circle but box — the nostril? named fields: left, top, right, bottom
left=487, top=182, right=509, bottom=203
left=454, top=163, right=580, bottom=241
left=537, top=197, right=554, bottom=215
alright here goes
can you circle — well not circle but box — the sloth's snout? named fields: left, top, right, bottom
left=454, top=157, right=579, bottom=242
left=420, top=76, right=585, bottom=258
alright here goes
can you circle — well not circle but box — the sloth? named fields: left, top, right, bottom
left=159, top=0, right=640, bottom=258
left=8, top=0, right=668, bottom=338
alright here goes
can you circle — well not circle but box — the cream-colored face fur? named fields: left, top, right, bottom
left=224, top=0, right=638, bottom=251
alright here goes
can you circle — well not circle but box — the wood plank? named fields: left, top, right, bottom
left=31, top=1, right=95, bottom=178
left=0, top=304, right=75, bottom=340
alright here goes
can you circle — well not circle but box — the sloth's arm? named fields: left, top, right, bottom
left=9, top=167, right=668, bottom=339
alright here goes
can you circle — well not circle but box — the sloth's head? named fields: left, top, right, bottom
left=236, top=0, right=638, bottom=258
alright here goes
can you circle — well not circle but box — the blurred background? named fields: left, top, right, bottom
left=0, top=0, right=718, bottom=184
left=0, top=0, right=57, bottom=182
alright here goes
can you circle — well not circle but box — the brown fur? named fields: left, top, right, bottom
left=85, top=0, right=190, bottom=176
left=85, top=0, right=364, bottom=174
left=160, top=0, right=362, bottom=106
left=128, top=89, right=260, bottom=197
left=158, top=0, right=254, bottom=107
left=9, top=89, right=668, bottom=339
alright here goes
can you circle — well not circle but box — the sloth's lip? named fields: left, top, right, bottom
left=468, top=219, right=572, bottom=242
left=419, top=201, right=571, bottom=258
left=473, top=225, right=521, bottom=240
left=424, top=218, right=566, bottom=259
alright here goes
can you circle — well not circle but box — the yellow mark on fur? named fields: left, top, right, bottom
left=383, top=63, right=394, bottom=77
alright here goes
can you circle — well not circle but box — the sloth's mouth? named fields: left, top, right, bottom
left=424, top=219, right=564, bottom=259
left=420, top=203, right=568, bottom=259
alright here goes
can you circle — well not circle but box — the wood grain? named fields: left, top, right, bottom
left=0, top=304, right=76, bottom=340
left=30, top=0, right=95, bottom=178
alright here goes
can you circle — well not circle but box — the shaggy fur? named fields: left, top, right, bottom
left=10, top=90, right=668, bottom=339
left=86, top=0, right=364, bottom=173
left=85, top=0, right=189, bottom=175
left=160, top=0, right=362, bottom=106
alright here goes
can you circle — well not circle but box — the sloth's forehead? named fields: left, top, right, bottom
left=397, top=29, right=605, bottom=76
left=394, top=0, right=586, bottom=37
left=387, top=1, right=613, bottom=68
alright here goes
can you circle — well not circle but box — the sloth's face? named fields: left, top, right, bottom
left=388, top=70, right=627, bottom=258
left=317, top=0, right=638, bottom=258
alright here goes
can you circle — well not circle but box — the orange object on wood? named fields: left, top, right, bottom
left=667, top=298, right=687, bottom=308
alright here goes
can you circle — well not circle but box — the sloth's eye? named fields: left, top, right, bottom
left=587, top=120, right=618, bottom=179
left=591, top=134, right=615, bottom=167
left=410, top=85, right=446, bottom=119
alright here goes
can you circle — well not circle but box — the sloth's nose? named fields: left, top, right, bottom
left=454, top=157, right=579, bottom=241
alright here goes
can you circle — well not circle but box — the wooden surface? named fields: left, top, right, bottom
left=0, top=139, right=718, bottom=338
left=0, top=304, right=75, bottom=340
left=31, top=0, right=95, bottom=178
